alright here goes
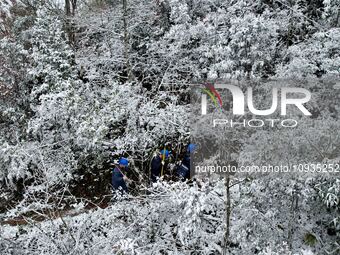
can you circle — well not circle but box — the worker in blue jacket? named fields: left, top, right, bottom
left=150, top=149, right=170, bottom=182
left=112, top=157, right=129, bottom=193
left=177, top=144, right=196, bottom=181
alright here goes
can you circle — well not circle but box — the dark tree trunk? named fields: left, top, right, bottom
left=65, top=0, right=76, bottom=45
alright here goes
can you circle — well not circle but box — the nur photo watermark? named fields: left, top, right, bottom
left=189, top=79, right=339, bottom=178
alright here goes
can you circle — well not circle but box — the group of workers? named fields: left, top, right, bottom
left=111, top=144, right=196, bottom=193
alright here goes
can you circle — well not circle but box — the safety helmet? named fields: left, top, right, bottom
left=119, top=157, right=129, bottom=166
left=187, top=144, right=196, bottom=153
left=159, top=149, right=170, bottom=158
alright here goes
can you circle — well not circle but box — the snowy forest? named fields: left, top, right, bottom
left=0, top=0, right=339, bottom=254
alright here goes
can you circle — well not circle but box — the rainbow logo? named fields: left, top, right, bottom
left=202, top=83, right=223, bottom=109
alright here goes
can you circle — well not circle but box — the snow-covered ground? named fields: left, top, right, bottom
left=0, top=180, right=328, bottom=255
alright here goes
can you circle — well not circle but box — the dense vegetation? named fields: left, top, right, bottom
left=0, top=0, right=339, bottom=254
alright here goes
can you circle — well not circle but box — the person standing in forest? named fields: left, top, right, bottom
left=150, top=149, right=170, bottom=182
left=112, top=158, right=130, bottom=193
left=177, top=144, right=196, bottom=181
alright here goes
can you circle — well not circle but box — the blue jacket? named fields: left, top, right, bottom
left=151, top=156, right=162, bottom=182
left=177, top=153, right=190, bottom=180
left=112, top=166, right=128, bottom=192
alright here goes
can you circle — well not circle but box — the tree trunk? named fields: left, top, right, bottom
left=122, top=0, right=132, bottom=81
left=288, top=183, right=299, bottom=251
left=335, top=8, right=340, bottom=27
left=71, top=0, right=77, bottom=16
left=65, top=0, right=76, bottom=45
left=222, top=175, right=231, bottom=255
left=65, top=0, right=71, bottom=16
